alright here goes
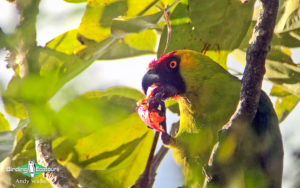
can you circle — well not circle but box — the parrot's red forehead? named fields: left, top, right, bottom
left=148, top=51, right=176, bottom=69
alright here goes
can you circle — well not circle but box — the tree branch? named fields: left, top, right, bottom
left=205, top=0, right=279, bottom=185
left=131, top=131, right=160, bottom=188
left=221, top=0, right=278, bottom=145
left=131, top=120, right=179, bottom=188
left=234, top=0, right=279, bottom=125
left=35, top=137, right=79, bottom=188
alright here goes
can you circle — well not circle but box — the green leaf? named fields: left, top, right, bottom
left=0, top=131, right=15, bottom=162
left=111, top=12, right=163, bottom=38
left=239, top=21, right=300, bottom=50
left=231, top=49, right=300, bottom=98
left=83, top=86, right=145, bottom=100
left=157, top=2, right=233, bottom=68
left=10, top=124, right=35, bottom=167
left=275, top=94, right=299, bottom=122
left=77, top=11, right=167, bottom=60
left=27, top=104, right=56, bottom=136
left=53, top=87, right=153, bottom=187
left=76, top=0, right=178, bottom=60
left=2, top=76, right=28, bottom=119
left=78, top=0, right=128, bottom=42
left=165, top=99, right=179, bottom=115
left=64, top=0, right=87, bottom=3
left=75, top=130, right=153, bottom=188
left=78, top=0, right=174, bottom=42
left=0, top=120, right=30, bottom=162
left=275, top=0, right=300, bottom=33
left=188, top=0, right=254, bottom=51
left=3, top=46, right=92, bottom=119
left=269, top=85, right=300, bottom=122
left=55, top=87, right=144, bottom=139
left=0, top=112, right=10, bottom=131
left=272, top=32, right=300, bottom=48
left=46, top=29, right=83, bottom=55
left=273, top=0, right=300, bottom=47
left=158, top=1, right=254, bottom=58
left=99, top=30, right=157, bottom=59
left=270, top=85, right=291, bottom=97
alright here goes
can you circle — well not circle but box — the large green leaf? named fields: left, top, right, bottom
left=78, top=0, right=127, bottom=42
left=157, top=2, right=232, bottom=68
left=2, top=76, right=28, bottom=119
left=0, top=131, right=15, bottom=162
left=79, top=0, right=157, bottom=42
left=188, top=0, right=254, bottom=51
left=274, top=95, right=299, bottom=122
left=231, top=49, right=300, bottom=98
left=275, top=0, right=300, bottom=33
left=64, top=0, right=87, bottom=3
left=100, top=30, right=157, bottom=59
left=270, top=85, right=291, bottom=97
left=0, top=112, right=10, bottom=132
left=74, top=117, right=153, bottom=188
left=46, top=29, right=84, bottom=55
left=3, top=46, right=90, bottom=114
left=270, top=86, right=299, bottom=122
left=0, top=119, right=29, bottom=162
left=47, top=29, right=157, bottom=60
left=53, top=87, right=154, bottom=187
left=55, top=87, right=145, bottom=139
left=239, top=20, right=300, bottom=50
left=111, top=12, right=163, bottom=38
left=75, top=0, right=180, bottom=60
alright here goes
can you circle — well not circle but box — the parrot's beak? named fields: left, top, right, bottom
left=142, top=69, right=181, bottom=99
left=142, top=69, right=160, bottom=95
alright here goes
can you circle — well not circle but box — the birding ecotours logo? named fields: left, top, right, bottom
left=6, top=160, right=59, bottom=178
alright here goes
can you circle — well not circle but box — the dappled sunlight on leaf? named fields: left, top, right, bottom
left=231, top=49, right=300, bottom=98
left=271, top=86, right=299, bottom=122
left=55, top=87, right=144, bottom=139
left=52, top=87, right=154, bottom=187
left=46, top=29, right=84, bottom=55
left=0, top=112, right=10, bottom=132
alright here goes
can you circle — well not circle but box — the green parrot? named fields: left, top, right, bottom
left=140, top=50, right=283, bottom=188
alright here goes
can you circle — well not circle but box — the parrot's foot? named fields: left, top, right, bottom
left=161, top=132, right=171, bottom=144
left=161, top=132, right=177, bottom=147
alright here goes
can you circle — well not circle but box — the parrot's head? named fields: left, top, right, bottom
left=142, top=50, right=206, bottom=100
left=140, top=50, right=236, bottom=132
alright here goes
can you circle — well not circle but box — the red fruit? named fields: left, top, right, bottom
left=136, top=84, right=166, bottom=132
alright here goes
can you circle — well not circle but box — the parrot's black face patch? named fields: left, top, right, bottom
left=142, top=55, right=186, bottom=99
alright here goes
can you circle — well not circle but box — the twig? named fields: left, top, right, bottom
left=131, top=131, right=160, bottom=188
left=132, top=120, right=179, bottom=188
left=150, top=121, right=179, bottom=173
left=35, top=137, right=79, bottom=188
left=163, top=8, right=171, bottom=54
left=205, top=0, right=279, bottom=185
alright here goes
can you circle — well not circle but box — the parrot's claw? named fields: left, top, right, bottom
left=161, top=132, right=171, bottom=145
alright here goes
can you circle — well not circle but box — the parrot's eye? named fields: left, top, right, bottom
left=169, top=61, right=177, bottom=69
